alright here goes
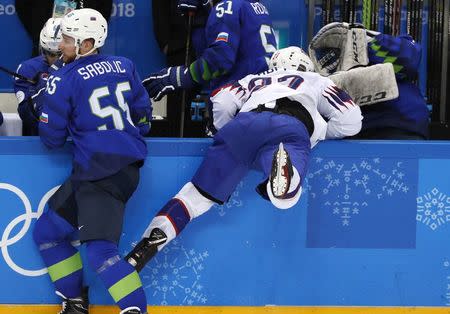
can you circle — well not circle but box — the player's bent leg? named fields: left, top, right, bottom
left=86, top=240, right=147, bottom=314
left=126, top=182, right=215, bottom=272
left=33, top=210, right=85, bottom=304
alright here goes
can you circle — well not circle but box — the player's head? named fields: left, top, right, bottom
left=269, top=46, right=315, bottom=72
left=59, top=8, right=107, bottom=63
left=39, top=17, right=62, bottom=65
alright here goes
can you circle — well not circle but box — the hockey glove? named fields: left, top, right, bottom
left=18, top=97, right=39, bottom=130
left=18, top=75, right=48, bottom=128
left=142, top=66, right=197, bottom=101
left=177, top=0, right=210, bottom=14
left=308, top=22, right=369, bottom=76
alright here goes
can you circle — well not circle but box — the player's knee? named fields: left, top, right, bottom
left=85, top=240, right=120, bottom=272
left=175, top=182, right=215, bottom=219
left=33, top=211, right=70, bottom=245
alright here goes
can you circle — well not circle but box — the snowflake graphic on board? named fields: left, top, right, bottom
left=417, top=188, right=450, bottom=231
left=213, top=180, right=244, bottom=217
left=305, top=157, right=410, bottom=227
left=141, top=239, right=209, bottom=305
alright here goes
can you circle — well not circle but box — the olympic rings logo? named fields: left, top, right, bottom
left=0, top=183, right=59, bottom=277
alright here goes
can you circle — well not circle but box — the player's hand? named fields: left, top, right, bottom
left=142, top=66, right=196, bottom=101
left=17, top=98, right=39, bottom=125
left=177, top=0, right=210, bottom=14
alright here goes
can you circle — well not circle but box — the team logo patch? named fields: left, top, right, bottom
left=40, top=112, right=48, bottom=124
left=215, top=32, right=229, bottom=43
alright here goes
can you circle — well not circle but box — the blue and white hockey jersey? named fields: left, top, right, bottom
left=39, top=54, right=152, bottom=181
left=211, top=67, right=363, bottom=148
left=190, top=0, right=277, bottom=91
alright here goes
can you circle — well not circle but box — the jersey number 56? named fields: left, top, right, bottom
left=89, top=82, right=134, bottom=131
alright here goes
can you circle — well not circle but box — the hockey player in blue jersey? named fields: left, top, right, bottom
left=33, top=9, right=151, bottom=314
left=358, top=33, right=429, bottom=139
left=143, top=0, right=277, bottom=101
left=14, top=17, right=63, bottom=135
left=125, top=47, right=362, bottom=272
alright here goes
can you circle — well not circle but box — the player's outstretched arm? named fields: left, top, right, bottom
left=318, top=78, right=362, bottom=139
left=142, top=66, right=197, bottom=102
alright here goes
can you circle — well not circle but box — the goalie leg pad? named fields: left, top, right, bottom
left=329, top=63, right=399, bottom=106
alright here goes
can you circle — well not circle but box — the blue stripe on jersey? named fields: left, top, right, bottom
left=157, top=198, right=191, bottom=235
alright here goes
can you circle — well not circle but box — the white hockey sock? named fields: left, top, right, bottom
left=143, top=182, right=214, bottom=250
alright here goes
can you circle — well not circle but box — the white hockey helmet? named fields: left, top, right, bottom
left=39, top=17, right=62, bottom=54
left=60, top=8, right=108, bottom=51
left=269, top=46, right=315, bottom=72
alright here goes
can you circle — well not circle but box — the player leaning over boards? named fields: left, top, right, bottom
left=33, top=9, right=151, bottom=314
left=143, top=0, right=278, bottom=101
left=125, top=47, right=363, bottom=271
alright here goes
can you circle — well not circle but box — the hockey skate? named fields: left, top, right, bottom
left=56, top=289, right=89, bottom=314
left=270, top=142, right=294, bottom=199
left=120, top=306, right=142, bottom=314
left=125, top=228, right=167, bottom=272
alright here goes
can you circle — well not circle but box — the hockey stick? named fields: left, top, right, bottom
left=343, top=0, right=350, bottom=22
left=389, top=0, right=394, bottom=34
left=407, top=0, right=412, bottom=34
left=349, top=0, right=355, bottom=23
left=384, top=0, right=391, bottom=34
left=323, top=0, right=331, bottom=25
left=418, top=0, right=424, bottom=41
left=362, top=0, right=371, bottom=28
left=427, top=0, right=433, bottom=105
left=0, top=65, right=41, bottom=121
left=414, top=0, right=418, bottom=38
left=0, top=66, right=36, bottom=84
left=412, top=0, right=419, bottom=40
left=392, top=0, right=401, bottom=35
left=179, top=12, right=194, bottom=138
left=330, top=0, right=335, bottom=22
left=373, top=0, right=379, bottom=31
